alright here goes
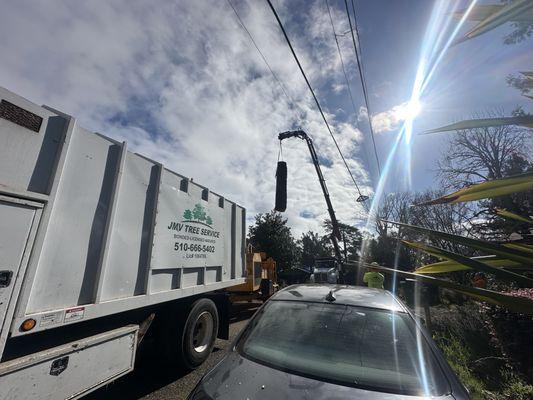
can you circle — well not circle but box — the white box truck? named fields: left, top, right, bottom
left=0, top=87, right=246, bottom=399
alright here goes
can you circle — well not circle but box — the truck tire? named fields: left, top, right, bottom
left=180, top=298, right=219, bottom=370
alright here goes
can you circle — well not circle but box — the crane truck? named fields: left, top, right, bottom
left=0, top=87, right=246, bottom=399
left=275, top=130, right=367, bottom=283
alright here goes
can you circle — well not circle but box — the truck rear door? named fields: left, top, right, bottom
left=0, top=196, right=41, bottom=353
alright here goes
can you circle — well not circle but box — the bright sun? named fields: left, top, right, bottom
left=403, top=99, right=422, bottom=120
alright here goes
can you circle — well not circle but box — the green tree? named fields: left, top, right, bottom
left=248, top=211, right=297, bottom=271
left=192, top=204, right=206, bottom=221
left=323, top=220, right=363, bottom=261
left=205, top=215, right=213, bottom=225
left=297, top=231, right=331, bottom=268
left=183, top=209, right=193, bottom=220
left=368, top=235, right=414, bottom=271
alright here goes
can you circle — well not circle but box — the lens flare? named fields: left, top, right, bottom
left=403, top=99, right=422, bottom=121
left=363, top=0, right=478, bottom=227
left=360, top=0, right=478, bottom=396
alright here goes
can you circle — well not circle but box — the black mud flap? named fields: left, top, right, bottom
left=208, top=292, right=231, bottom=340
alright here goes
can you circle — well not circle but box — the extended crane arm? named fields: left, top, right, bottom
left=278, top=130, right=343, bottom=264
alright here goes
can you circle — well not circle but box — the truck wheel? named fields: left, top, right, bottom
left=180, top=298, right=219, bottom=370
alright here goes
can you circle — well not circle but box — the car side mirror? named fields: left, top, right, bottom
left=275, top=161, right=287, bottom=212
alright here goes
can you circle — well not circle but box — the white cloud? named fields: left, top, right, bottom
left=0, top=0, right=372, bottom=237
left=332, top=82, right=347, bottom=94
left=369, top=101, right=420, bottom=134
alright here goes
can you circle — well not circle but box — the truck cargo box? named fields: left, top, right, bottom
left=0, top=87, right=246, bottom=349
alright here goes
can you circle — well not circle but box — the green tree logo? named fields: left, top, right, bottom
left=182, top=204, right=213, bottom=226
left=183, top=209, right=193, bottom=220
left=193, top=204, right=206, bottom=221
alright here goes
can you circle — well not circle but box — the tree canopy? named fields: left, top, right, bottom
left=248, top=211, right=298, bottom=270
left=298, top=231, right=330, bottom=268
left=323, top=219, right=362, bottom=261
left=247, top=212, right=364, bottom=272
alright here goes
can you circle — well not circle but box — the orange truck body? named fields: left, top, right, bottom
left=226, top=246, right=277, bottom=293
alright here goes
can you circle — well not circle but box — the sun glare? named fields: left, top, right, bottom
left=403, top=99, right=422, bottom=121
left=362, top=2, right=479, bottom=395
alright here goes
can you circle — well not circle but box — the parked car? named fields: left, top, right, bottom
left=188, top=284, right=469, bottom=400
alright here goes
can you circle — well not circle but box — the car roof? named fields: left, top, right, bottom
left=271, top=284, right=406, bottom=312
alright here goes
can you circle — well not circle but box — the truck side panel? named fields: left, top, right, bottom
left=0, top=92, right=63, bottom=195
left=27, top=127, right=118, bottom=312
left=0, top=87, right=245, bottom=339
left=100, top=152, right=157, bottom=301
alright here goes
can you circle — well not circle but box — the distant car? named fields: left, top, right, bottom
left=309, top=257, right=339, bottom=283
left=188, top=285, right=469, bottom=400
left=309, top=266, right=338, bottom=284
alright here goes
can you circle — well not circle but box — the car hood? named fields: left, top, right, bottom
left=198, top=352, right=456, bottom=400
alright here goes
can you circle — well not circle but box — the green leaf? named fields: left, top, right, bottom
left=453, top=5, right=505, bottom=22
left=414, top=255, right=526, bottom=274
left=415, top=172, right=533, bottom=205
left=495, top=208, right=533, bottom=225
left=503, top=243, right=533, bottom=255
left=347, top=261, right=533, bottom=315
left=402, top=241, right=533, bottom=286
left=422, top=116, right=533, bottom=135
left=453, top=0, right=533, bottom=45
left=381, top=220, right=533, bottom=266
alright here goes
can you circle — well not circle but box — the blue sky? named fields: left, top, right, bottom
left=355, top=0, right=532, bottom=189
left=1, top=0, right=531, bottom=236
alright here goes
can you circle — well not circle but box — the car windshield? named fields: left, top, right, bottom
left=237, top=300, right=449, bottom=396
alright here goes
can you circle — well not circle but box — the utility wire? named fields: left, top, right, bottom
left=344, top=0, right=381, bottom=176
left=325, top=0, right=373, bottom=187
left=265, top=0, right=366, bottom=199
left=325, top=0, right=358, bottom=129
left=226, top=0, right=300, bottom=115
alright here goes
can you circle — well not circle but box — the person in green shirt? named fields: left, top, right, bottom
left=363, top=262, right=385, bottom=289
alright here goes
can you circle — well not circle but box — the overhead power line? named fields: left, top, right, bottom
left=325, top=0, right=359, bottom=127
left=344, top=0, right=382, bottom=176
left=265, top=0, right=366, bottom=199
left=324, top=0, right=373, bottom=184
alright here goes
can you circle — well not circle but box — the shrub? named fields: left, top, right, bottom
left=435, top=332, right=487, bottom=399
left=431, top=302, right=533, bottom=398
left=499, top=368, right=533, bottom=400
left=482, top=288, right=533, bottom=381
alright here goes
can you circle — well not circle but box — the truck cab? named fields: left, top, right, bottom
left=309, top=257, right=339, bottom=284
